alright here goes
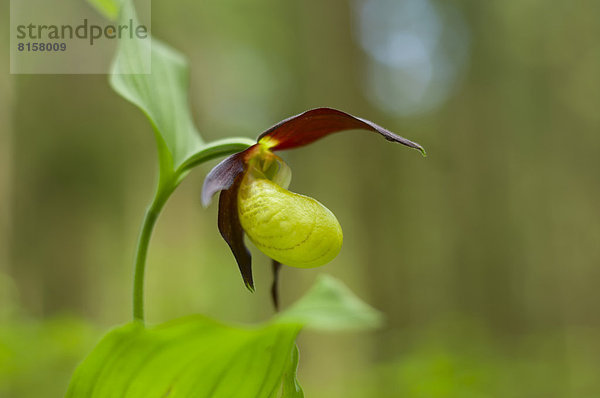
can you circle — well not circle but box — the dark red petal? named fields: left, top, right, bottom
left=271, top=260, right=282, bottom=311
left=201, top=146, right=257, bottom=207
left=218, top=174, right=254, bottom=292
left=258, top=107, right=426, bottom=155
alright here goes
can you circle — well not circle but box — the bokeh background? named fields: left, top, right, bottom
left=1, top=0, right=600, bottom=396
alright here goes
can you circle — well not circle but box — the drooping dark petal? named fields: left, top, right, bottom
left=258, top=107, right=426, bottom=155
left=217, top=174, right=254, bottom=292
left=271, top=260, right=282, bottom=311
left=201, top=145, right=257, bottom=207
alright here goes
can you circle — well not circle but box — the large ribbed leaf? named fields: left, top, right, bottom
left=101, top=0, right=253, bottom=180
left=109, top=0, right=201, bottom=176
left=87, top=0, right=121, bottom=20
left=66, top=317, right=299, bottom=398
left=66, top=276, right=381, bottom=398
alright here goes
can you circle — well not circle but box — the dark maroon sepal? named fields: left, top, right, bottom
left=258, top=107, right=426, bottom=155
left=217, top=175, right=254, bottom=292
left=270, top=260, right=282, bottom=311
left=202, top=147, right=255, bottom=207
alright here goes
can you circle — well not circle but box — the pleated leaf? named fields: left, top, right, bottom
left=66, top=275, right=381, bottom=398
left=103, top=0, right=254, bottom=178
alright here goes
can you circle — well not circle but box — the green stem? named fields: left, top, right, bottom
left=130, top=137, right=255, bottom=323
left=133, top=184, right=172, bottom=322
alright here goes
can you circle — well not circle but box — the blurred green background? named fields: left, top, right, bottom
left=1, top=0, right=600, bottom=396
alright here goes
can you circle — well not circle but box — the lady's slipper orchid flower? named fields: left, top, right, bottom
left=202, top=108, right=425, bottom=306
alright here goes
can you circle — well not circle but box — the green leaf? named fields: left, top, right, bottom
left=107, top=1, right=255, bottom=181
left=110, top=1, right=203, bottom=175
left=87, top=0, right=122, bottom=20
left=280, top=345, right=304, bottom=398
left=176, top=137, right=256, bottom=175
left=104, top=0, right=255, bottom=188
left=66, top=276, right=381, bottom=397
left=66, top=316, right=299, bottom=398
left=276, top=275, right=384, bottom=331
